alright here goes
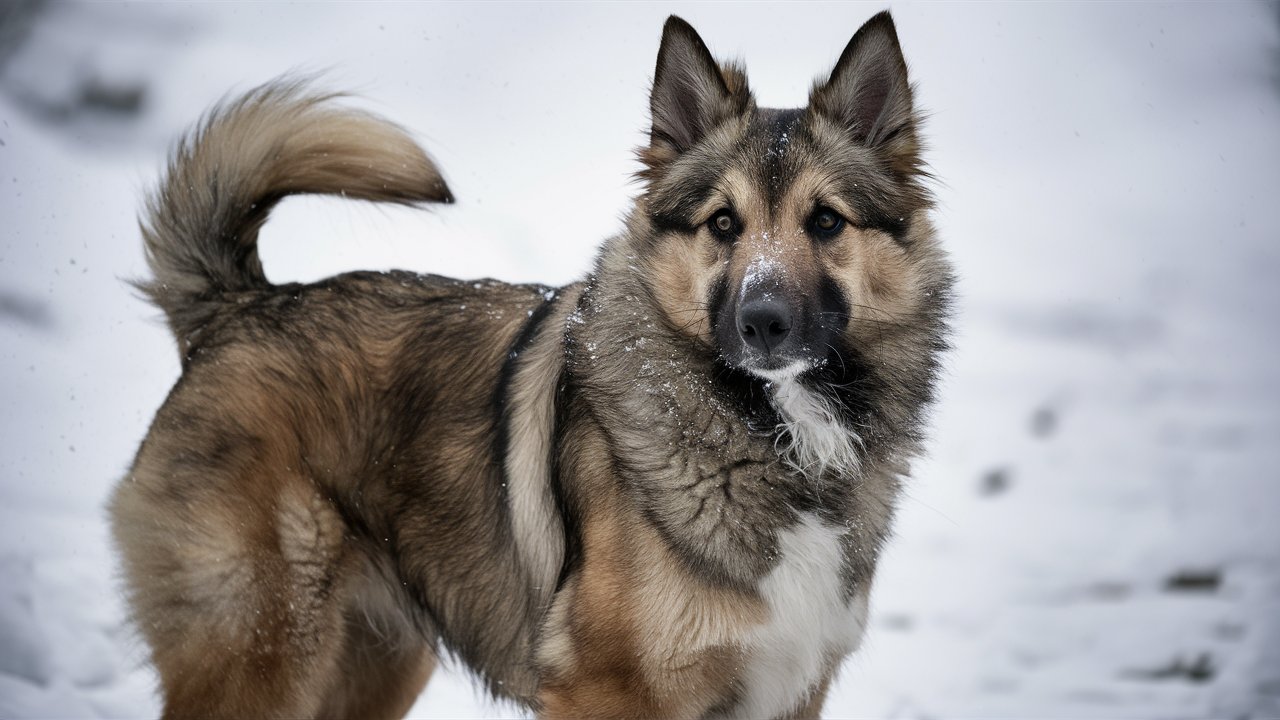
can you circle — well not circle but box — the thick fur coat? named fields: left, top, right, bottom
left=110, top=12, right=953, bottom=719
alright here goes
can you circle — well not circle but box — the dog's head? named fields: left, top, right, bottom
left=635, top=12, right=943, bottom=392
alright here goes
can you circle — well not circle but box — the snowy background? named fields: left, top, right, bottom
left=2, top=2, right=1278, bottom=717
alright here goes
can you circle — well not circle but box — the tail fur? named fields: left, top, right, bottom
left=138, top=78, right=453, bottom=347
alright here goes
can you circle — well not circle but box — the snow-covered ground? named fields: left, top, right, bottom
left=2, top=2, right=1277, bottom=717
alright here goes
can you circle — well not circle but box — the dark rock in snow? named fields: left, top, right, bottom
left=1122, top=653, right=1216, bottom=684
left=881, top=613, right=914, bottom=632
left=78, top=75, right=146, bottom=115
left=1164, top=568, right=1222, bottom=593
left=979, top=467, right=1012, bottom=497
left=1030, top=405, right=1057, bottom=438
left=0, top=291, right=52, bottom=329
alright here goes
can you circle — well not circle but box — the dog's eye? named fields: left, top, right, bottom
left=708, top=210, right=739, bottom=239
left=809, top=207, right=845, bottom=239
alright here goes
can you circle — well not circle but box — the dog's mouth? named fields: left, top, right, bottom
left=744, top=359, right=812, bottom=385
left=719, top=303, right=838, bottom=380
left=715, top=321, right=839, bottom=389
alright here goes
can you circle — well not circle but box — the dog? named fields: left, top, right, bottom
left=110, top=11, right=952, bottom=719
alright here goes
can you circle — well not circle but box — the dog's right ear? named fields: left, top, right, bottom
left=642, top=16, right=751, bottom=172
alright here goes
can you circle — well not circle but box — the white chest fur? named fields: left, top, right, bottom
left=735, top=513, right=869, bottom=719
left=762, top=370, right=863, bottom=480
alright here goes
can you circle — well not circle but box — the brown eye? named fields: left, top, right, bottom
left=708, top=210, right=738, bottom=239
left=809, top=207, right=845, bottom=239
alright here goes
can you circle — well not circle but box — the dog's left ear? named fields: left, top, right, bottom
left=810, top=11, right=917, bottom=150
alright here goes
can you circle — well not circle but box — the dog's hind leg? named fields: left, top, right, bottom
left=314, top=561, right=437, bottom=719
left=313, top=613, right=435, bottom=719
left=111, top=429, right=360, bottom=719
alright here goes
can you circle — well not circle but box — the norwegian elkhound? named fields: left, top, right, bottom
left=111, top=11, right=952, bottom=719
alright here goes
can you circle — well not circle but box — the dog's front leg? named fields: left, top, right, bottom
left=532, top=569, right=671, bottom=719
left=531, top=537, right=747, bottom=719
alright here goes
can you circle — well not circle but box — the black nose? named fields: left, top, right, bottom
left=738, top=297, right=792, bottom=355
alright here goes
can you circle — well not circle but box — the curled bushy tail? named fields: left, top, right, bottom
left=138, top=78, right=453, bottom=347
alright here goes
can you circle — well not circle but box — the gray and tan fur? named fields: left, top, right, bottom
left=110, top=12, right=953, bottom=719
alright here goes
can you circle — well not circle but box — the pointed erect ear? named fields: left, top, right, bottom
left=648, top=16, right=750, bottom=156
left=810, top=11, right=916, bottom=147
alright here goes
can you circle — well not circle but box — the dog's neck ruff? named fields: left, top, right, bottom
left=566, top=260, right=876, bottom=586
left=755, top=363, right=863, bottom=480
